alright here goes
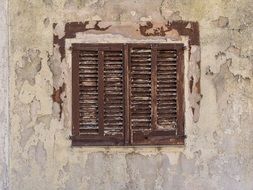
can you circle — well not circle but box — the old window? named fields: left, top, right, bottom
left=71, top=43, right=185, bottom=146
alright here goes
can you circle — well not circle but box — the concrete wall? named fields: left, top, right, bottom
left=5, top=0, right=253, bottom=189
left=0, top=0, right=8, bottom=189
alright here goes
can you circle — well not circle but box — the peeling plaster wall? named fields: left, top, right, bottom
left=0, top=0, right=9, bottom=189
left=7, top=0, right=253, bottom=190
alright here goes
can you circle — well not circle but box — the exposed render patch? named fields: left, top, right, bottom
left=16, top=49, right=42, bottom=85
left=20, top=127, right=35, bottom=148
left=47, top=51, right=63, bottom=89
left=212, top=16, right=229, bottom=28
left=125, top=153, right=171, bottom=189
left=159, top=1, right=182, bottom=21
left=214, top=44, right=252, bottom=79
left=43, top=0, right=53, bottom=7
left=188, top=45, right=201, bottom=122
left=35, top=141, right=47, bottom=168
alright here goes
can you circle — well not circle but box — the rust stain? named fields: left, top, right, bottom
left=196, top=61, right=201, bottom=94
left=139, top=21, right=200, bottom=45
left=139, top=21, right=168, bottom=36
left=52, top=83, right=66, bottom=119
left=189, top=76, right=194, bottom=94
left=53, top=21, right=111, bottom=61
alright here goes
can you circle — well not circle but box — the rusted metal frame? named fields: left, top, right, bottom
left=176, top=46, right=185, bottom=137
left=151, top=45, right=158, bottom=130
left=98, top=50, right=105, bottom=136
left=72, top=47, right=80, bottom=137
left=123, top=44, right=130, bottom=145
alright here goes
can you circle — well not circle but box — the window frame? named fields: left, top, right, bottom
left=71, top=43, right=185, bottom=146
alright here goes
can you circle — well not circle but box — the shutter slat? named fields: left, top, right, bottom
left=130, top=47, right=152, bottom=130
left=157, top=48, right=178, bottom=130
left=103, top=50, right=124, bottom=136
left=151, top=46, right=158, bottom=130
left=78, top=50, right=99, bottom=134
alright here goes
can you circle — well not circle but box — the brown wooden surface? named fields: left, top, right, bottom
left=151, top=45, right=158, bottom=130
left=130, top=46, right=152, bottom=131
left=104, top=49, right=124, bottom=137
left=123, top=45, right=130, bottom=144
left=176, top=47, right=185, bottom=136
left=72, top=43, right=185, bottom=146
left=72, top=48, right=80, bottom=137
left=98, top=50, right=104, bottom=136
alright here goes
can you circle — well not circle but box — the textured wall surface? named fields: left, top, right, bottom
left=6, top=0, right=253, bottom=190
left=0, top=0, right=8, bottom=189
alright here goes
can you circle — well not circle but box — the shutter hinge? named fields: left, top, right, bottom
left=69, top=135, right=78, bottom=140
left=178, top=134, right=187, bottom=139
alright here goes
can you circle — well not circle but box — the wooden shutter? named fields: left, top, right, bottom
left=129, top=44, right=185, bottom=145
left=72, top=43, right=185, bottom=146
left=72, top=44, right=125, bottom=145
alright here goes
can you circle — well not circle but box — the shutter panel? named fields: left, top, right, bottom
left=103, top=49, right=124, bottom=137
left=72, top=43, right=185, bottom=146
left=79, top=49, right=99, bottom=134
left=157, top=49, right=178, bottom=130
left=72, top=44, right=125, bottom=145
left=129, top=44, right=185, bottom=145
left=130, top=45, right=152, bottom=130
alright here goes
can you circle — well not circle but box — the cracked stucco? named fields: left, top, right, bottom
left=0, top=0, right=9, bottom=189
left=2, top=0, right=253, bottom=189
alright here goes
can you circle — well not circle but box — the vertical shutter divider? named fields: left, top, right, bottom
left=72, top=48, right=80, bottom=136
left=151, top=45, right=158, bottom=130
left=128, top=46, right=133, bottom=144
left=98, top=50, right=104, bottom=136
left=123, top=44, right=130, bottom=145
left=176, top=47, right=185, bottom=136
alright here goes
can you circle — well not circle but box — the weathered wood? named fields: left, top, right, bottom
left=176, top=47, right=185, bottom=136
left=98, top=50, right=105, bottom=136
left=151, top=45, right=158, bottom=130
left=72, top=43, right=185, bottom=146
left=72, top=48, right=80, bottom=136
